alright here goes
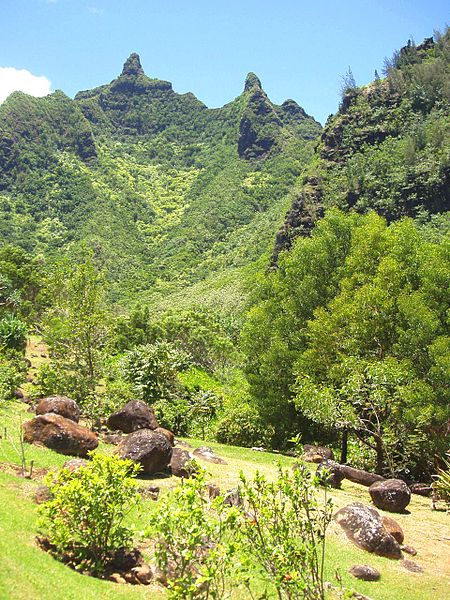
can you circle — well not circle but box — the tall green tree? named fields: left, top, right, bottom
left=43, top=250, right=109, bottom=402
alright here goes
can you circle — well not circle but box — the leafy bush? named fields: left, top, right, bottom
left=0, top=358, right=22, bottom=402
left=26, top=362, right=67, bottom=399
left=433, top=458, right=450, bottom=510
left=148, top=470, right=239, bottom=599
left=215, top=404, right=273, bottom=448
left=39, top=453, right=140, bottom=573
left=0, top=314, right=27, bottom=351
left=121, top=341, right=189, bottom=403
left=238, top=465, right=332, bottom=600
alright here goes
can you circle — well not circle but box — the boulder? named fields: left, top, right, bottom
left=34, top=485, right=52, bottom=504
left=381, top=515, right=404, bottom=544
left=170, top=447, right=198, bottom=478
left=107, top=400, right=159, bottom=433
left=23, top=414, right=98, bottom=457
left=348, top=565, right=381, bottom=581
left=401, top=545, right=417, bottom=556
left=369, top=479, right=411, bottom=513
left=193, top=446, right=227, bottom=465
left=339, top=465, right=385, bottom=487
left=224, top=488, right=243, bottom=508
left=401, top=559, right=423, bottom=573
left=103, top=432, right=123, bottom=445
left=63, top=458, right=88, bottom=472
left=36, top=395, right=81, bottom=423
left=409, top=482, right=432, bottom=497
left=303, top=444, right=334, bottom=463
left=316, top=459, right=345, bottom=488
left=334, top=502, right=402, bottom=559
left=117, top=429, right=172, bottom=475
left=207, top=484, right=221, bottom=500
left=154, top=427, right=175, bottom=446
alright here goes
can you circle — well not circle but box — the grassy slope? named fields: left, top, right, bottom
left=0, top=402, right=449, bottom=600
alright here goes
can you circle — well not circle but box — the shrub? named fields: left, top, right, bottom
left=39, top=453, right=140, bottom=573
left=0, top=358, right=22, bottom=402
left=215, top=404, right=273, bottom=448
left=27, top=362, right=67, bottom=399
left=0, top=314, right=27, bottom=352
left=433, top=458, right=450, bottom=510
left=148, top=470, right=239, bottom=599
left=238, top=465, right=332, bottom=600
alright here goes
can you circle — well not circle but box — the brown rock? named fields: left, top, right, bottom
left=107, top=400, right=159, bottom=433
left=108, top=573, right=126, bottom=584
left=303, top=444, right=334, bottom=463
left=117, top=429, right=172, bottom=475
left=170, top=447, right=198, bottom=478
left=410, top=482, right=432, bottom=497
left=23, top=414, right=98, bottom=457
left=401, top=545, right=417, bottom=556
left=34, top=485, right=52, bottom=504
left=36, top=396, right=81, bottom=423
left=369, top=479, right=411, bottom=513
left=381, top=515, right=404, bottom=544
left=316, top=459, right=345, bottom=488
left=207, top=484, right=221, bottom=500
left=348, top=564, right=381, bottom=581
left=193, top=446, right=227, bottom=464
left=340, top=465, right=385, bottom=487
left=13, top=389, right=24, bottom=399
left=131, top=563, right=152, bottom=585
left=154, top=427, right=175, bottom=445
left=63, top=458, right=88, bottom=472
left=103, top=432, right=123, bottom=445
left=224, top=488, right=243, bottom=508
left=334, top=502, right=402, bottom=559
left=401, top=559, right=423, bottom=573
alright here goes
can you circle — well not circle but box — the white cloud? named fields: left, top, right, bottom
left=0, top=67, right=52, bottom=104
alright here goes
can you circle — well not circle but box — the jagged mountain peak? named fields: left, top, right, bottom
left=121, top=53, right=145, bottom=77
left=244, top=72, right=262, bottom=92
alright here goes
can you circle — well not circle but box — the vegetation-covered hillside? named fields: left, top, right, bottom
left=0, top=53, right=320, bottom=309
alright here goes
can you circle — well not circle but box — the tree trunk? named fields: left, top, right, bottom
left=340, top=428, right=348, bottom=464
left=374, top=435, right=385, bottom=475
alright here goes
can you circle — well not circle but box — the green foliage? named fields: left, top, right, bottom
left=148, top=470, right=240, bottom=599
left=39, top=453, right=140, bottom=573
left=42, top=250, right=110, bottom=404
left=0, top=313, right=27, bottom=352
left=238, top=465, right=332, bottom=600
left=245, top=210, right=450, bottom=477
left=0, top=357, right=23, bottom=403
left=215, top=404, right=273, bottom=448
left=433, top=459, right=450, bottom=509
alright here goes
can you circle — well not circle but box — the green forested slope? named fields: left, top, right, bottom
left=0, top=53, right=320, bottom=310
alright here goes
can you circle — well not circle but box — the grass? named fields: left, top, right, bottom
left=0, top=401, right=449, bottom=600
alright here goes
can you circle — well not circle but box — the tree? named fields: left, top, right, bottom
left=43, top=249, right=109, bottom=403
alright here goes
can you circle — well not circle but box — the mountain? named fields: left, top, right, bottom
left=274, top=33, right=450, bottom=259
left=0, top=54, right=320, bottom=309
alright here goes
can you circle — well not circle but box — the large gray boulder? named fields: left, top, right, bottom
left=303, top=444, right=334, bottom=463
left=369, top=479, right=411, bottom=513
left=334, top=502, right=402, bottom=559
left=23, top=414, right=98, bottom=457
left=117, top=429, right=172, bottom=475
left=107, top=400, right=159, bottom=433
left=36, top=395, right=81, bottom=423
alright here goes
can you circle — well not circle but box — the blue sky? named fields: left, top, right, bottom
left=0, top=0, right=448, bottom=123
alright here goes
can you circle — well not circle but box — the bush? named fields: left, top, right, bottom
left=148, top=470, right=239, bottom=599
left=0, top=358, right=22, bottom=402
left=27, top=362, right=67, bottom=399
left=215, top=404, right=273, bottom=448
left=0, top=314, right=27, bottom=352
left=433, top=458, right=450, bottom=510
left=238, top=465, right=332, bottom=600
left=39, top=453, right=140, bottom=573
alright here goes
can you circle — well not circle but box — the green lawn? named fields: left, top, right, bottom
left=0, top=401, right=449, bottom=600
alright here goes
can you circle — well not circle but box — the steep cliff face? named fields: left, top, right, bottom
left=273, top=32, right=450, bottom=261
